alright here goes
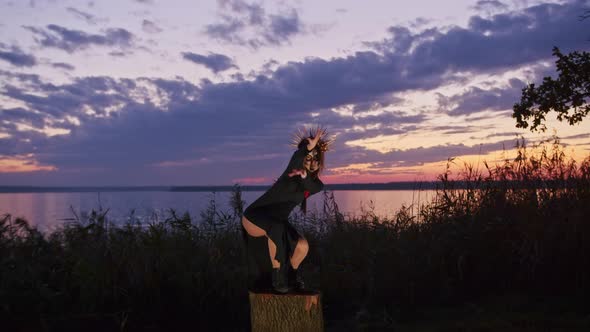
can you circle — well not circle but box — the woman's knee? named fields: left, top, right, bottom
left=296, top=237, right=309, bottom=253
left=241, top=216, right=266, bottom=237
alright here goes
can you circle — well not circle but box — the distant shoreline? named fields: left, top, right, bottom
left=0, top=182, right=437, bottom=193
left=0, top=180, right=575, bottom=193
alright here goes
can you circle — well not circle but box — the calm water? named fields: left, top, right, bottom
left=0, top=190, right=436, bottom=233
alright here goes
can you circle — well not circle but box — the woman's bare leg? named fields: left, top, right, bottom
left=290, top=237, right=309, bottom=269
left=241, top=216, right=281, bottom=268
left=241, top=216, right=266, bottom=237
left=266, top=237, right=280, bottom=269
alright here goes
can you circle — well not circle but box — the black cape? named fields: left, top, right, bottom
left=242, top=144, right=324, bottom=291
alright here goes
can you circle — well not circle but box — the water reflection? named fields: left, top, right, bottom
left=0, top=190, right=436, bottom=233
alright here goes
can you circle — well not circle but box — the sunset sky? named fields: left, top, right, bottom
left=1, top=0, right=589, bottom=186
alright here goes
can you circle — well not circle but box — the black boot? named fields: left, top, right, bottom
left=288, top=265, right=305, bottom=292
left=271, top=267, right=289, bottom=294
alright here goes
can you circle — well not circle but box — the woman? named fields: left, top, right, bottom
left=241, top=126, right=333, bottom=293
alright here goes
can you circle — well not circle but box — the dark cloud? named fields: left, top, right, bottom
left=440, top=58, right=561, bottom=117
left=204, top=0, right=307, bottom=48
left=348, top=96, right=404, bottom=115
left=409, top=17, right=432, bottom=29
left=390, top=138, right=520, bottom=165
left=3, top=1, right=590, bottom=185
left=324, top=137, right=523, bottom=176
left=181, top=52, right=238, bottom=73
left=371, top=0, right=589, bottom=76
left=24, top=24, right=134, bottom=53
left=0, top=70, right=45, bottom=87
left=26, top=0, right=71, bottom=10
left=0, top=74, right=135, bottom=120
left=472, top=0, right=509, bottom=12
left=142, top=19, right=162, bottom=33
left=51, top=62, right=75, bottom=70
left=205, top=18, right=246, bottom=44
left=265, top=10, right=302, bottom=44
left=1, top=107, right=46, bottom=129
left=444, top=78, right=525, bottom=116
left=365, top=26, right=414, bottom=54
left=230, top=72, right=245, bottom=81
left=427, top=125, right=483, bottom=135
left=0, top=55, right=428, bottom=185
left=66, top=7, right=100, bottom=25
left=464, top=111, right=512, bottom=122
left=259, top=59, right=279, bottom=75
left=0, top=43, right=37, bottom=67
left=297, top=100, right=425, bottom=143
left=108, top=50, right=132, bottom=57
left=365, top=26, right=440, bottom=56
left=219, top=0, right=265, bottom=25
left=484, top=131, right=520, bottom=139
left=562, top=132, right=590, bottom=140
left=191, top=50, right=439, bottom=125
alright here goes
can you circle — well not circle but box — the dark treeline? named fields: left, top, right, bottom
left=1, top=139, right=590, bottom=331
left=1, top=179, right=585, bottom=193
left=0, top=183, right=436, bottom=193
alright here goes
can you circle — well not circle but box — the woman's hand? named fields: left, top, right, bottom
left=288, top=168, right=307, bottom=178
left=306, top=127, right=326, bottom=151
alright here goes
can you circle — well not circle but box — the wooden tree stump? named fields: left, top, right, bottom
left=248, top=291, right=324, bottom=332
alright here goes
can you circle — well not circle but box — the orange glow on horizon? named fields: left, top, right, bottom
left=0, top=155, right=57, bottom=173
left=321, top=143, right=590, bottom=184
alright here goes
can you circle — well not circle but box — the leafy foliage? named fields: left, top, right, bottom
left=513, top=47, right=590, bottom=132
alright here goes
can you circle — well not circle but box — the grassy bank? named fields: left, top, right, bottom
left=2, top=138, right=590, bottom=331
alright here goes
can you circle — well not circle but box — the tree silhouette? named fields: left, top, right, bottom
left=512, top=47, right=590, bottom=132
left=513, top=11, right=590, bottom=132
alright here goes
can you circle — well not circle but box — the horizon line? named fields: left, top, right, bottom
left=0, top=179, right=572, bottom=193
left=0, top=181, right=438, bottom=192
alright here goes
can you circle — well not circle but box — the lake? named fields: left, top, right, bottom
left=0, top=190, right=436, bottom=233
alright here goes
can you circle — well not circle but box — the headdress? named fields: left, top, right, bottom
left=289, top=125, right=335, bottom=153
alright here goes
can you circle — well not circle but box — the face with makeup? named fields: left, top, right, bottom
left=304, top=149, right=320, bottom=173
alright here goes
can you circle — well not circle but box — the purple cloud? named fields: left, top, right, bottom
left=204, top=0, right=307, bottom=48
left=51, top=62, right=75, bottom=70
left=142, top=19, right=162, bottom=34
left=1, top=107, right=46, bottom=129
left=181, top=52, right=238, bottom=73
left=66, top=7, right=100, bottom=25
left=472, top=0, right=509, bottom=12
left=265, top=10, right=302, bottom=44
left=444, top=78, right=525, bottom=116
left=0, top=43, right=37, bottom=67
left=2, top=0, right=590, bottom=186
left=371, top=0, right=589, bottom=76
left=24, top=24, right=134, bottom=53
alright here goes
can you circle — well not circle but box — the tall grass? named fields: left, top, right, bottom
left=1, top=138, right=589, bottom=331
left=0, top=186, right=248, bottom=331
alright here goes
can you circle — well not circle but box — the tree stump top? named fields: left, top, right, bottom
left=248, top=290, right=324, bottom=332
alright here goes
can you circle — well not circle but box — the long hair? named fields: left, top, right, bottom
left=297, top=140, right=324, bottom=178
left=292, top=126, right=334, bottom=214
left=297, top=140, right=323, bottom=215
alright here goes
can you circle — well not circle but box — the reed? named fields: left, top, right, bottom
left=1, top=138, right=589, bottom=331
